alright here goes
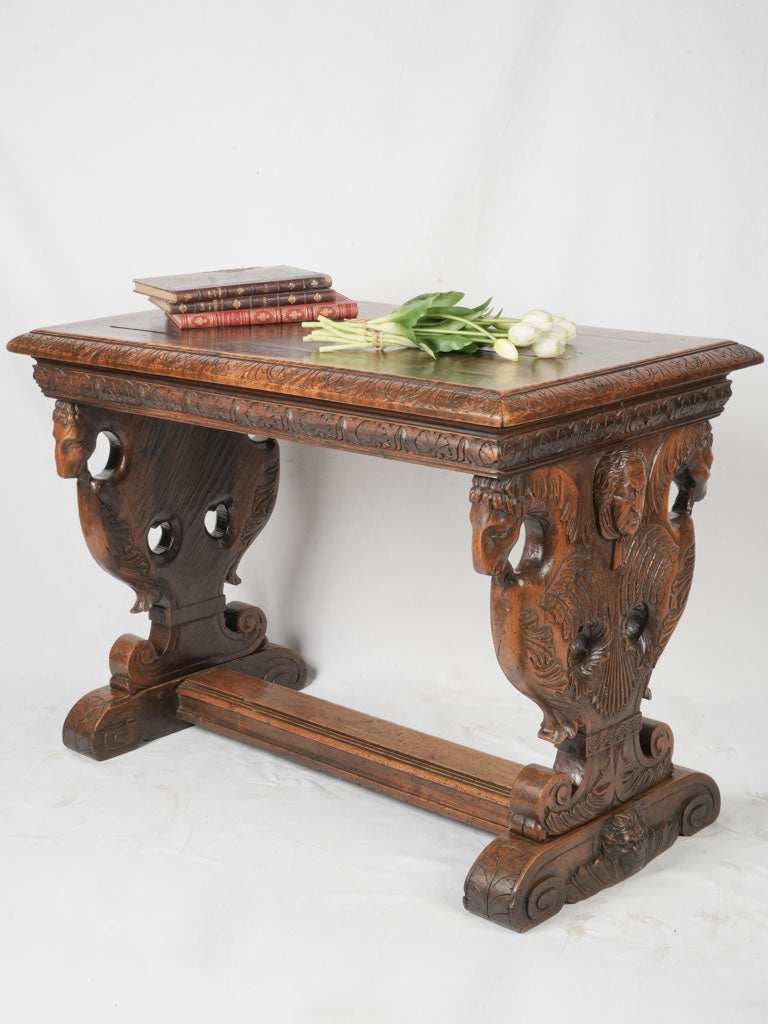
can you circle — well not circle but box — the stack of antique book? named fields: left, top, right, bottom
left=133, top=265, right=358, bottom=330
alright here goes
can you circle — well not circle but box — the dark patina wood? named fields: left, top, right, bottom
left=7, top=306, right=762, bottom=931
left=176, top=667, right=525, bottom=831
left=51, top=400, right=306, bottom=760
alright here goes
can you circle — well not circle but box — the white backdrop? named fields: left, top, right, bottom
left=2, top=1, right=767, bottom=1021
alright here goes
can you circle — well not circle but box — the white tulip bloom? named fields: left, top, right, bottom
left=521, top=309, right=554, bottom=330
left=553, top=315, right=577, bottom=340
left=493, top=338, right=519, bottom=361
left=531, top=325, right=568, bottom=358
left=507, top=321, right=538, bottom=347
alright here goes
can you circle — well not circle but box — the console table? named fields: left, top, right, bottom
left=8, top=305, right=761, bottom=932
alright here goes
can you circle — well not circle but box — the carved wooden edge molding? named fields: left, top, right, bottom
left=500, top=343, right=760, bottom=422
left=34, top=362, right=733, bottom=477
left=11, top=330, right=504, bottom=427
left=9, top=330, right=761, bottom=428
left=463, top=768, right=720, bottom=932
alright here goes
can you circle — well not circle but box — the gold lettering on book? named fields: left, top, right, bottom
left=233, top=300, right=241, bottom=309
left=314, top=293, right=322, bottom=301
left=311, top=279, right=319, bottom=286
left=288, top=282, right=296, bottom=289
left=289, top=295, right=296, bottom=303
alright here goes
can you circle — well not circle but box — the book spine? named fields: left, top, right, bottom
left=168, top=299, right=358, bottom=330
left=172, top=274, right=333, bottom=303
left=162, top=287, right=337, bottom=314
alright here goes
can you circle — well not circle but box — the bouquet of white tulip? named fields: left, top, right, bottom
left=501, top=309, right=577, bottom=359
left=303, top=292, right=575, bottom=361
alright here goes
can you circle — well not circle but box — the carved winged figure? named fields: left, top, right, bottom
left=470, top=425, right=713, bottom=746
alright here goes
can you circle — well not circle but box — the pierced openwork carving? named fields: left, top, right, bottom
left=53, top=401, right=306, bottom=759
left=470, top=422, right=714, bottom=839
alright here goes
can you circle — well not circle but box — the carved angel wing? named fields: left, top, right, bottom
left=620, top=524, right=678, bottom=618
left=478, top=466, right=585, bottom=542
left=95, top=496, right=161, bottom=612
left=655, top=541, right=696, bottom=659
left=541, top=550, right=608, bottom=642
left=525, top=466, right=585, bottom=542
left=226, top=443, right=280, bottom=585
left=518, top=608, right=583, bottom=743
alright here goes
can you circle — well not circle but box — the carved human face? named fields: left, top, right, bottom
left=594, top=447, right=648, bottom=545
left=601, top=810, right=647, bottom=874
left=611, top=458, right=646, bottom=537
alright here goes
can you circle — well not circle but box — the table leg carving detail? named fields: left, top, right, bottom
left=463, top=769, right=720, bottom=932
left=53, top=401, right=306, bottom=759
left=470, top=422, right=714, bottom=843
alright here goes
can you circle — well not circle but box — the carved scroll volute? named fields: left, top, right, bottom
left=470, top=421, right=714, bottom=840
left=52, top=401, right=282, bottom=690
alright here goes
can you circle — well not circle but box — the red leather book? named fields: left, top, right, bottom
left=134, top=265, right=332, bottom=303
left=149, top=287, right=337, bottom=314
left=166, top=296, right=358, bottom=330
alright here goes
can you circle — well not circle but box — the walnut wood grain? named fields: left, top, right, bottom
left=176, top=667, right=525, bottom=831
left=51, top=401, right=306, bottom=760
left=6, top=307, right=762, bottom=930
left=8, top=304, right=761, bottom=428
left=470, top=421, right=713, bottom=841
left=464, top=766, right=720, bottom=932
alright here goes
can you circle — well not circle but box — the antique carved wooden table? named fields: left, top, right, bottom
left=8, top=305, right=762, bottom=931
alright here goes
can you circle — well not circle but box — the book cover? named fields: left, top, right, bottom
left=134, top=265, right=332, bottom=303
left=148, top=287, right=337, bottom=314
left=166, top=295, right=358, bottom=330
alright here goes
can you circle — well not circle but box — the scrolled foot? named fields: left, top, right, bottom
left=228, top=641, right=309, bottom=691
left=62, top=680, right=190, bottom=761
left=464, top=766, right=720, bottom=932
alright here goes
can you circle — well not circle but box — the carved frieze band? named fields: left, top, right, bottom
left=34, top=362, right=731, bottom=476
left=10, top=330, right=759, bottom=427
left=35, top=364, right=500, bottom=473
left=498, top=380, right=730, bottom=471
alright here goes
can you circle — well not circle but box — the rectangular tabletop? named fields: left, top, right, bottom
left=9, top=304, right=761, bottom=476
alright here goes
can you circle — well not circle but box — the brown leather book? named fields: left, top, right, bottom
left=134, top=265, right=332, bottom=303
left=148, top=287, right=337, bottom=314
left=166, top=295, right=358, bottom=330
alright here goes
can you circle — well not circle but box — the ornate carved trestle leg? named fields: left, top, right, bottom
left=52, top=401, right=306, bottom=760
left=465, top=422, right=721, bottom=930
